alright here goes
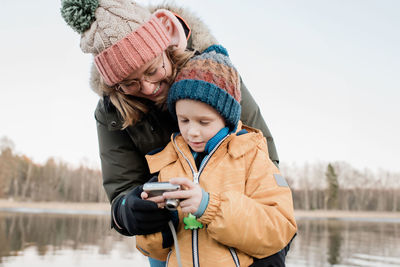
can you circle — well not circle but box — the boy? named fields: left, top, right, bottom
left=136, top=45, right=297, bottom=267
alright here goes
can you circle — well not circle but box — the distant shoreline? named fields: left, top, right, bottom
left=1, top=199, right=399, bottom=220
left=0, top=199, right=110, bottom=216
left=294, top=209, right=400, bottom=221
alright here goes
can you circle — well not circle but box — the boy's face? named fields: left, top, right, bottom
left=176, top=99, right=226, bottom=152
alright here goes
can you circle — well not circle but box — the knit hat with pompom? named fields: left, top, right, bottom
left=61, top=0, right=171, bottom=86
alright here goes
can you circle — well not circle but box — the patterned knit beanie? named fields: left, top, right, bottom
left=61, top=0, right=171, bottom=86
left=168, top=45, right=241, bottom=131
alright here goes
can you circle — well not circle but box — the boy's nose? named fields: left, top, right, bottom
left=187, top=125, right=199, bottom=137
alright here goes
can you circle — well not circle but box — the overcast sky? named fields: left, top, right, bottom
left=1, top=0, right=399, bottom=172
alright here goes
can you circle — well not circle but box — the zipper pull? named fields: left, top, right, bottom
left=193, top=172, right=199, bottom=184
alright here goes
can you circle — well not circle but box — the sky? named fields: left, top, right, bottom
left=1, top=0, right=399, bottom=172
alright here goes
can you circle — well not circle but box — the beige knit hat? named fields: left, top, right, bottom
left=61, top=0, right=172, bottom=86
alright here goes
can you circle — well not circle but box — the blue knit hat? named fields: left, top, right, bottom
left=167, top=45, right=241, bottom=131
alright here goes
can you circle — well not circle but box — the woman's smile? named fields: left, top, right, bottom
left=152, top=83, right=161, bottom=95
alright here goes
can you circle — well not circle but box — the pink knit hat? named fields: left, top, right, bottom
left=61, top=0, right=172, bottom=86
left=94, top=16, right=171, bottom=86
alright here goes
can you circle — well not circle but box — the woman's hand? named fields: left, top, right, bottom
left=162, top=177, right=203, bottom=214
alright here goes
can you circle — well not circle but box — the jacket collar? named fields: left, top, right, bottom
left=145, top=121, right=266, bottom=173
left=145, top=141, right=178, bottom=174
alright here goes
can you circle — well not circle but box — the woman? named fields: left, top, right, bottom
left=61, top=0, right=290, bottom=266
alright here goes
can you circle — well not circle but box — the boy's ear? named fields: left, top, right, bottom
left=152, top=9, right=187, bottom=52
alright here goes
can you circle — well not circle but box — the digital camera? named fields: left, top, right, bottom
left=143, top=182, right=181, bottom=210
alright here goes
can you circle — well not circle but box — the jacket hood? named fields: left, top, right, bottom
left=148, top=3, right=218, bottom=52
left=89, top=3, right=218, bottom=96
left=228, top=124, right=268, bottom=159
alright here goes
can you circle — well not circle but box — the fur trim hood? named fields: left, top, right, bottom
left=90, top=2, right=218, bottom=96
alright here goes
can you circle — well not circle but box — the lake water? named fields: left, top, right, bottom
left=0, top=211, right=399, bottom=267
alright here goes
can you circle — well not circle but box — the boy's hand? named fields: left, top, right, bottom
left=141, top=191, right=166, bottom=208
left=162, top=178, right=202, bottom=214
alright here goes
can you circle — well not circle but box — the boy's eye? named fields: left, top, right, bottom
left=200, top=121, right=210, bottom=125
left=179, top=119, right=189, bottom=123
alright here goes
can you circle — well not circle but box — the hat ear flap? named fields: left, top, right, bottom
left=152, top=9, right=187, bottom=52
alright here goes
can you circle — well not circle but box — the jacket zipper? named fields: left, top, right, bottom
left=229, top=247, right=240, bottom=267
left=166, top=250, right=172, bottom=266
left=174, top=135, right=229, bottom=267
left=192, top=229, right=199, bottom=267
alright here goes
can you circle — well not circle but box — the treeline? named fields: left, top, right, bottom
left=281, top=162, right=400, bottom=211
left=0, top=137, right=108, bottom=202
left=1, top=137, right=399, bottom=211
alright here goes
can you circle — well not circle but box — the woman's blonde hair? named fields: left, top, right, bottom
left=101, top=48, right=195, bottom=129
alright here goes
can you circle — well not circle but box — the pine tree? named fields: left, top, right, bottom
left=325, top=163, right=339, bottom=210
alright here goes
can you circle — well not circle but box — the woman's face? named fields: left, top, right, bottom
left=117, top=52, right=173, bottom=102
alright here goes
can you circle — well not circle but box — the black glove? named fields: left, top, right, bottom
left=111, top=179, right=172, bottom=236
left=249, top=233, right=296, bottom=267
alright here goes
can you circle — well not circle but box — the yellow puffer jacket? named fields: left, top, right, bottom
left=136, top=123, right=297, bottom=267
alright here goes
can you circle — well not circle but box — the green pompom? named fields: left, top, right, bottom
left=61, top=0, right=99, bottom=34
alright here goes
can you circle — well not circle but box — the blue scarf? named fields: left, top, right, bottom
left=191, top=126, right=229, bottom=165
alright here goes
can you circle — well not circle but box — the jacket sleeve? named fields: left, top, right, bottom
left=239, top=78, right=280, bottom=167
left=198, top=142, right=297, bottom=258
left=95, top=100, right=150, bottom=203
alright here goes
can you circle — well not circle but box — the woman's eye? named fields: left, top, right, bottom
left=200, top=121, right=210, bottom=125
left=179, top=119, right=189, bottom=123
left=146, top=68, right=158, bottom=76
left=123, top=80, right=138, bottom=87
